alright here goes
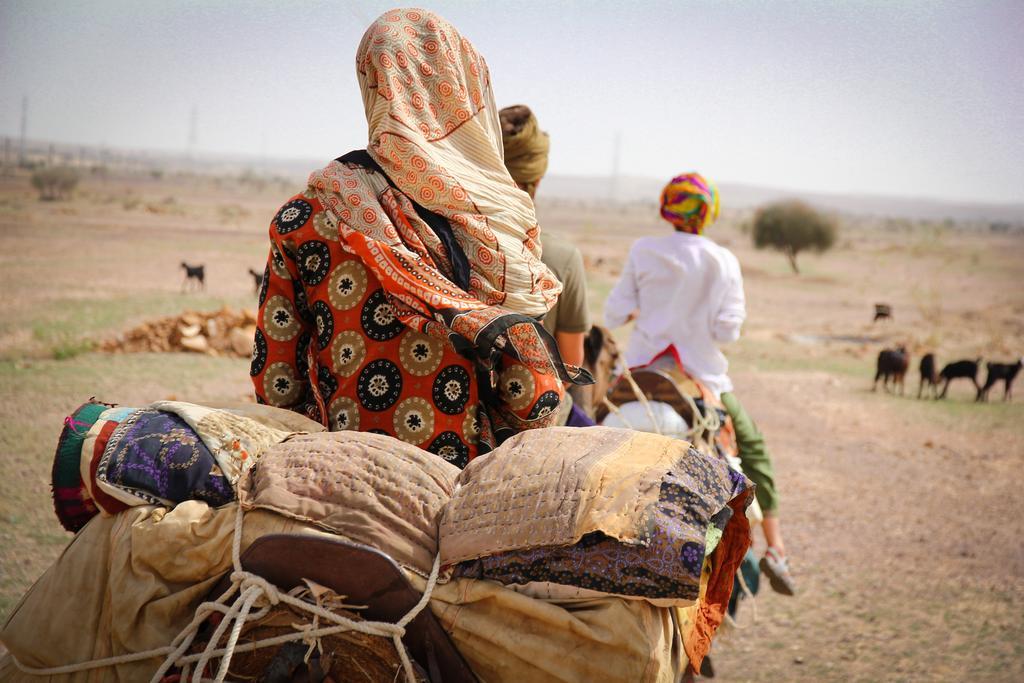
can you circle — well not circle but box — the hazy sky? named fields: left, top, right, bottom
left=2, top=0, right=1022, bottom=203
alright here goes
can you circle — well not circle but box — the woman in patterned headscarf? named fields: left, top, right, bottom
left=251, top=8, right=590, bottom=467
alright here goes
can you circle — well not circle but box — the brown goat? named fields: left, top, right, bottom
left=874, top=346, right=909, bottom=394
left=917, top=352, right=938, bottom=399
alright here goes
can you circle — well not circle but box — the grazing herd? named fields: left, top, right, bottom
left=870, top=304, right=1019, bottom=402
left=874, top=348, right=1021, bottom=402
left=179, top=261, right=266, bottom=295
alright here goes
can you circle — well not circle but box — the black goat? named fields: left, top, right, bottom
left=977, top=359, right=1022, bottom=402
left=938, top=358, right=981, bottom=399
left=873, top=303, right=892, bottom=323
left=248, top=267, right=264, bottom=294
left=917, top=353, right=939, bottom=399
left=874, top=346, right=909, bottom=394
left=180, top=262, right=205, bottom=292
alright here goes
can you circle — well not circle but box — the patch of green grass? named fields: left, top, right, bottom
left=731, top=337, right=871, bottom=378
left=49, top=337, right=97, bottom=360
left=0, top=351, right=253, bottom=622
left=900, top=392, right=1024, bottom=436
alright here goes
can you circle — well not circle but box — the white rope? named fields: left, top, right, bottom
left=601, top=395, right=637, bottom=430
left=619, top=367, right=664, bottom=435
left=676, top=390, right=720, bottom=453
left=722, top=563, right=758, bottom=631
left=11, top=502, right=441, bottom=683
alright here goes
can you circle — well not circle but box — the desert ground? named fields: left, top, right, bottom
left=1, top=167, right=1022, bottom=681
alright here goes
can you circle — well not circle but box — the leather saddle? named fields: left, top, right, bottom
left=207, top=533, right=477, bottom=683
left=596, top=356, right=733, bottom=457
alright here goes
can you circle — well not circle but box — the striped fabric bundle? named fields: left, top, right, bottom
left=659, top=172, right=720, bottom=234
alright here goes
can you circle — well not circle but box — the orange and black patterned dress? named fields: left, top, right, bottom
left=251, top=186, right=576, bottom=467
left=252, top=10, right=594, bottom=466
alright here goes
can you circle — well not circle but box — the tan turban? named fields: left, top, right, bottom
left=499, top=105, right=550, bottom=196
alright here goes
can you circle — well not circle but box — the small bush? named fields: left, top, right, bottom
left=30, top=166, right=80, bottom=201
left=752, top=200, right=837, bottom=273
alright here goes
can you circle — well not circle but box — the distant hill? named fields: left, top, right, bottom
left=541, top=174, right=1024, bottom=224
left=8, top=137, right=1022, bottom=225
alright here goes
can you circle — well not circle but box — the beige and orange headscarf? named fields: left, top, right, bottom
left=310, top=8, right=556, bottom=317
left=307, top=8, right=590, bottom=396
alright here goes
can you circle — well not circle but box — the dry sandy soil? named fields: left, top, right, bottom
left=0, top=168, right=1022, bottom=681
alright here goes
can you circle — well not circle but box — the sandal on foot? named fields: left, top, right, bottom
left=759, top=546, right=797, bottom=596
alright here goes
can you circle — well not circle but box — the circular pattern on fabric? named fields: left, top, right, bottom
left=262, top=295, right=300, bottom=342
left=257, top=263, right=270, bottom=307
left=280, top=239, right=298, bottom=261
left=361, top=289, right=404, bottom=341
left=274, top=199, right=312, bottom=234
left=317, top=366, right=338, bottom=402
left=462, top=403, right=481, bottom=443
left=392, top=397, right=435, bottom=446
left=528, top=390, right=561, bottom=420
left=498, top=365, right=536, bottom=412
left=357, top=359, right=403, bottom=412
left=328, top=396, right=360, bottom=431
left=312, top=300, right=334, bottom=349
left=313, top=211, right=339, bottom=241
left=262, top=362, right=302, bottom=406
left=270, top=243, right=291, bottom=280
left=294, top=331, right=311, bottom=378
left=292, top=281, right=314, bottom=325
left=428, top=431, right=470, bottom=468
left=297, top=240, right=331, bottom=286
left=330, top=331, right=366, bottom=377
left=327, top=261, right=369, bottom=311
left=250, top=328, right=267, bottom=377
left=398, top=332, right=443, bottom=376
left=432, top=365, right=471, bottom=415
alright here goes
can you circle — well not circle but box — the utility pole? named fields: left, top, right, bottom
left=609, top=130, right=622, bottom=203
left=19, top=96, right=28, bottom=166
left=188, top=105, right=199, bottom=161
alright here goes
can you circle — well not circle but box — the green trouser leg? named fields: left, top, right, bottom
left=720, top=392, right=780, bottom=515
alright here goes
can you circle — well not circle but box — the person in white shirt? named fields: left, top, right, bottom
left=604, top=172, right=795, bottom=596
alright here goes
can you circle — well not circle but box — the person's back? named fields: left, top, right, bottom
left=498, top=104, right=594, bottom=426
left=539, top=233, right=589, bottom=344
left=610, top=231, right=743, bottom=394
left=250, top=11, right=591, bottom=467
left=605, top=172, right=797, bottom=597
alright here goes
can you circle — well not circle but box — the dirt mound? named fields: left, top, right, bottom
left=101, top=308, right=257, bottom=358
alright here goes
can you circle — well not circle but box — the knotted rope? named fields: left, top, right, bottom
left=12, top=503, right=441, bottom=683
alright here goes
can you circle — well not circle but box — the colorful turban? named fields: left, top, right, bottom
left=660, top=173, right=720, bottom=234
left=499, top=105, right=550, bottom=197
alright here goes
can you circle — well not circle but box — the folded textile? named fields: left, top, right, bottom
left=95, top=407, right=235, bottom=509
left=440, top=426, right=752, bottom=670
left=240, top=430, right=461, bottom=576
left=52, top=401, right=110, bottom=532
left=453, top=478, right=740, bottom=604
left=51, top=400, right=321, bottom=532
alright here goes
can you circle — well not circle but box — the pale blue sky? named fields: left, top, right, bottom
left=1, top=0, right=1022, bottom=203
